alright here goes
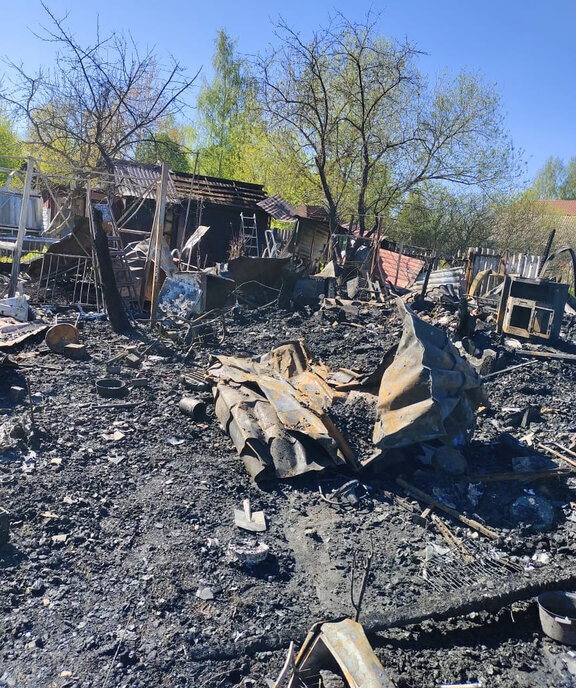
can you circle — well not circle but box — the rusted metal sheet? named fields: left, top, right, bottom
left=274, top=618, right=394, bottom=688
left=209, top=342, right=350, bottom=480
left=379, top=248, right=425, bottom=289
left=372, top=299, right=485, bottom=454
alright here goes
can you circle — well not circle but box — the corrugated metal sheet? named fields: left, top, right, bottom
left=172, top=172, right=266, bottom=208
left=257, top=195, right=297, bottom=222
left=468, top=247, right=502, bottom=276
left=413, top=267, right=465, bottom=291
left=0, top=190, right=44, bottom=232
left=379, top=248, right=425, bottom=288
left=113, top=161, right=179, bottom=203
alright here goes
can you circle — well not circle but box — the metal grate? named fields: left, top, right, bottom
left=420, top=535, right=526, bottom=594
left=30, top=252, right=102, bottom=308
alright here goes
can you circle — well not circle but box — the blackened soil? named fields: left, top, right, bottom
left=1, top=303, right=575, bottom=687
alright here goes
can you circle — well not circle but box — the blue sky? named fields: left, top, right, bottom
left=3, top=0, right=576, bottom=184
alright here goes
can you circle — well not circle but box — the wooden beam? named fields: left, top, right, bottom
left=150, top=163, right=169, bottom=327
left=396, top=477, right=499, bottom=539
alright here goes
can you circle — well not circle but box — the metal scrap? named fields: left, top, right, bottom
left=0, top=318, right=48, bottom=347
left=209, top=341, right=352, bottom=480
left=372, top=299, right=486, bottom=454
left=273, top=618, right=394, bottom=688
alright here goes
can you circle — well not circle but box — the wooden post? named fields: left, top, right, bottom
left=92, top=208, right=132, bottom=334
left=393, top=240, right=404, bottom=288
left=418, top=257, right=435, bottom=302
left=8, top=157, right=35, bottom=297
left=150, top=163, right=169, bottom=327
left=369, top=217, right=382, bottom=276
left=538, top=228, right=556, bottom=276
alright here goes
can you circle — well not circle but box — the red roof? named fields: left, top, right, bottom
left=379, top=248, right=425, bottom=288
left=537, top=200, right=576, bottom=216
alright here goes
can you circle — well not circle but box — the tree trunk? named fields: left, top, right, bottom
left=315, top=156, right=339, bottom=234
left=357, top=148, right=371, bottom=236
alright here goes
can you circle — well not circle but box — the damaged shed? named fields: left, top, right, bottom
left=258, top=195, right=332, bottom=270
left=111, top=161, right=269, bottom=262
left=172, top=171, right=268, bottom=263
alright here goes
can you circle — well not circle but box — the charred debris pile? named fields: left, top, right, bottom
left=2, top=168, right=576, bottom=685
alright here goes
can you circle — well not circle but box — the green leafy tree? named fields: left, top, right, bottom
left=193, top=29, right=321, bottom=206
left=491, top=194, right=556, bottom=254
left=234, top=113, right=321, bottom=204
left=134, top=116, right=195, bottom=172
left=257, top=13, right=518, bottom=233
left=196, top=31, right=253, bottom=178
left=562, top=159, right=576, bottom=200
left=393, top=187, right=497, bottom=255
left=531, top=157, right=567, bottom=199
left=394, top=186, right=558, bottom=257
left=0, top=109, right=22, bottom=183
left=530, top=156, right=576, bottom=200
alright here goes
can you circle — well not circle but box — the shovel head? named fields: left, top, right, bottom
left=234, top=503, right=267, bottom=532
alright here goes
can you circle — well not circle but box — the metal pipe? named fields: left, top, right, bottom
left=8, top=157, right=35, bottom=297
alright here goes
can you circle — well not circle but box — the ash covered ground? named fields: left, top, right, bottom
left=1, top=301, right=576, bottom=688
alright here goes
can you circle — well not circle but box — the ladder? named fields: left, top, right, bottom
left=107, top=233, right=139, bottom=310
left=261, top=228, right=281, bottom=258
left=92, top=198, right=139, bottom=311
left=240, top=212, right=259, bottom=258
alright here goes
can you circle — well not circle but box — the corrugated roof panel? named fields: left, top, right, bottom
left=413, top=267, right=465, bottom=291
left=379, top=249, right=425, bottom=288
left=257, top=195, right=297, bottom=222
left=113, top=161, right=179, bottom=203
left=172, top=172, right=266, bottom=208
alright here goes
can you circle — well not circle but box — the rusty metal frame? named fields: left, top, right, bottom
left=30, top=252, right=102, bottom=308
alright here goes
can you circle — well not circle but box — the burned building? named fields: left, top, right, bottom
left=257, top=195, right=332, bottom=270
left=110, top=161, right=269, bottom=264
left=171, top=171, right=268, bottom=264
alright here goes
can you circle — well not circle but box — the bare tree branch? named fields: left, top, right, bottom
left=0, top=5, right=199, bottom=174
